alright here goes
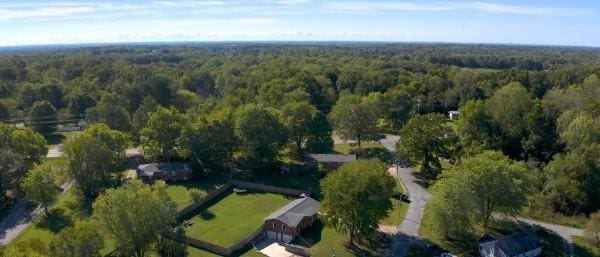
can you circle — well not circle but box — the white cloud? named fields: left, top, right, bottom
left=274, top=0, right=311, bottom=5
left=0, top=6, right=95, bottom=20
left=324, top=1, right=594, bottom=16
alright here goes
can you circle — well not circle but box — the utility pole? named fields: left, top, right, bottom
left=417, top=98, right=422, bottom=114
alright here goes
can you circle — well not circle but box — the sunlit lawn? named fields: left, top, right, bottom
left=573, top=236, right=600, bottom=257
left=185, top=191, right=291, bottom=247
left=334, top=142, right=384, bottom=154
left=381, top=179, right=409, bottom=226
left=165, top=177, right=227, bottom=211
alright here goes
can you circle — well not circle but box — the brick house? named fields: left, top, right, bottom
left=136, top=162, right=192, bottom=183
left=306, top=154, right=356, bottom=171
left=263, top=197, right=320, bottom=242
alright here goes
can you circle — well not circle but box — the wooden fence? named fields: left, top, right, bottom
left=176, top=180, right=310, bottom=256
left=231, top=180, right=309, bottom=197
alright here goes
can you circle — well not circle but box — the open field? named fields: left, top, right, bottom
left=185, top=191, right=291, bottom=247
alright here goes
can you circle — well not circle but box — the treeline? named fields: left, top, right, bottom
left=0, top=44, right=598, bottom=223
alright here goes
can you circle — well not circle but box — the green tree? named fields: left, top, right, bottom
left=454, top=151, right=530, bottom=225
left=157, top=226, right=188, bottom=257
left=38, top=83, right=65, bottom=108
left=132, top=96, right=159, bottom=134
left=559, top=112, right=600, bottom=152
left=329, top=93, right=379, bottom=147
left=0, top=124, right=47, bottom=191
left=85, top=94, right=132, bottom=131
left=397, top=113, right=456, bottom=178
left=456, top=100, right=500, bottom=153
left=93, top=180, right=176, bottom=257
left=320, top=159, right=395, bottom=244
left=485, top=82, right=534, bottom=157
left=83, top=123, right=130, bottom=166
left=67, top=91, right=96, bottom=115
left=48, top=221, right=104, bottom=257
left=305, top=112, right=334, bottom=153
left=233, top=104, right=287, bottom=167
left=20, top=164, right=59, bottom=214
left=0, top=238, right=48, bottom=257
left=173, top=89, right=201, bottom=112
left=63, top=134, right=113, bottom=201
left=428, top=175, right=473, bottom=238
left=140, top=107, right=185, bottom=162
left=280, top=101, right=317, bottom=154
left=522, top=101, right=560, bottom=162
left=383, top=89, right=413, bottom=130
left=180, top=119, right=235, bottom=173
left=543, top=146, right=600, bottom=214
left=585, top=211, right=600, bottom=247
left=181, top=71, right=216, bottom=98
left=0, top=101, right=9, bottom=121
left=29, top=100, right=57, bottom=133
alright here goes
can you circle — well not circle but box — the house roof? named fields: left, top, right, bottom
left=265, top=197, right=320, bottom=228
left=137, top=162, right=188, bottom=177
left=478, top=234, right=496, bottom=244
left=308, top=154, right=356, bottom=163
left=496, top=231, right=540, bottom=256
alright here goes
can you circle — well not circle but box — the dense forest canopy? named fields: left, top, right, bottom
left=0, top=43, right=599, bottom=215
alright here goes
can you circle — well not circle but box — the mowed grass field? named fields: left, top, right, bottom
left=185, top=191, right=291, bottom=247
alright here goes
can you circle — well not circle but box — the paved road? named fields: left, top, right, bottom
left=0, top=181, right=73, bottom=245
left=377, top=135, right=432, bottom=257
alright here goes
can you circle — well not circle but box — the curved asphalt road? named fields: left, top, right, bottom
left=378, top=135, right=432, bottom=257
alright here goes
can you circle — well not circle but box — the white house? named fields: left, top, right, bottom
left=479, top=231, right=542, bottom=257
left=448, top=110, right=459, bottom=120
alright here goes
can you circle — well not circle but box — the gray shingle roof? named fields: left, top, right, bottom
left=496, top=231, right=540, bottom=256
left=265, top=197, right=320, bottom=228
left=308, top=154, right=356, bottom=163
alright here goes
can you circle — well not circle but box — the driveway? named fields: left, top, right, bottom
left=377, top=135, right=432, bottom=257
left=255, top=239, right=302, bottom=257
left=46, top=144, right=63, bottom=158
left=0, top=181, right=73, bottom=245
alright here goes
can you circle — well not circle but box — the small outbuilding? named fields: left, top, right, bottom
left=306, top=154, right=356, bottom=171
left=263, top=197, right=320, bottom=243
left=136, top=162, right=192, bottom=183
left=448, top=110, right=459, bottom=120
left=479, top=231, right=542, bottom=257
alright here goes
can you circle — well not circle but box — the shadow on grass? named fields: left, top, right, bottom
left=294, top=220, right=390, bottom=257
left=233, top=170, right=322, bottom=199
left=199, top=209, right=215, bottom=220
left=36, top=208, right=73, bottom=233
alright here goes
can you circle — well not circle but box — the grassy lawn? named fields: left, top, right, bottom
left=294, top=221, right=390, bottom=257
left=334, top=142, right=384, bottom=154
left=187, top=246, right=265, bottom=257
left=573, top=236, right=600, bottom=257
left=381, top=180, right=409, bottom=226
left=185, top=191, right=291, bottom=248
left=520, top=207, right=588, bottom=228
left=165, top=177, right=227, bottom=211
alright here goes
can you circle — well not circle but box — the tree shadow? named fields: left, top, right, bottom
left=293, top=220, right=324, bottom=248
left=572, top=237, right=598, bottom=257
left=199, top=209, right=215, bottom=220
left=36, top=208, right=73, bottom=233
left=346, top=231, right=391, bottom=257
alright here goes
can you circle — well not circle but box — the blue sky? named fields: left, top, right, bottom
left=0, top=0, right=599, bottom=47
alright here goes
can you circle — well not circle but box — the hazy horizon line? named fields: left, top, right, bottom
left=1, top=40, right=599, bottom=51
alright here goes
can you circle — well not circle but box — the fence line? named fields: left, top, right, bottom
left=231, top=180, right=309, bottom=197
left=176, top=180, right=310, bottom=256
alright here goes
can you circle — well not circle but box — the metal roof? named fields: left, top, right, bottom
left=265, top=197, right=320, bottom=228
left=496, top=231, right=541, bottom=256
